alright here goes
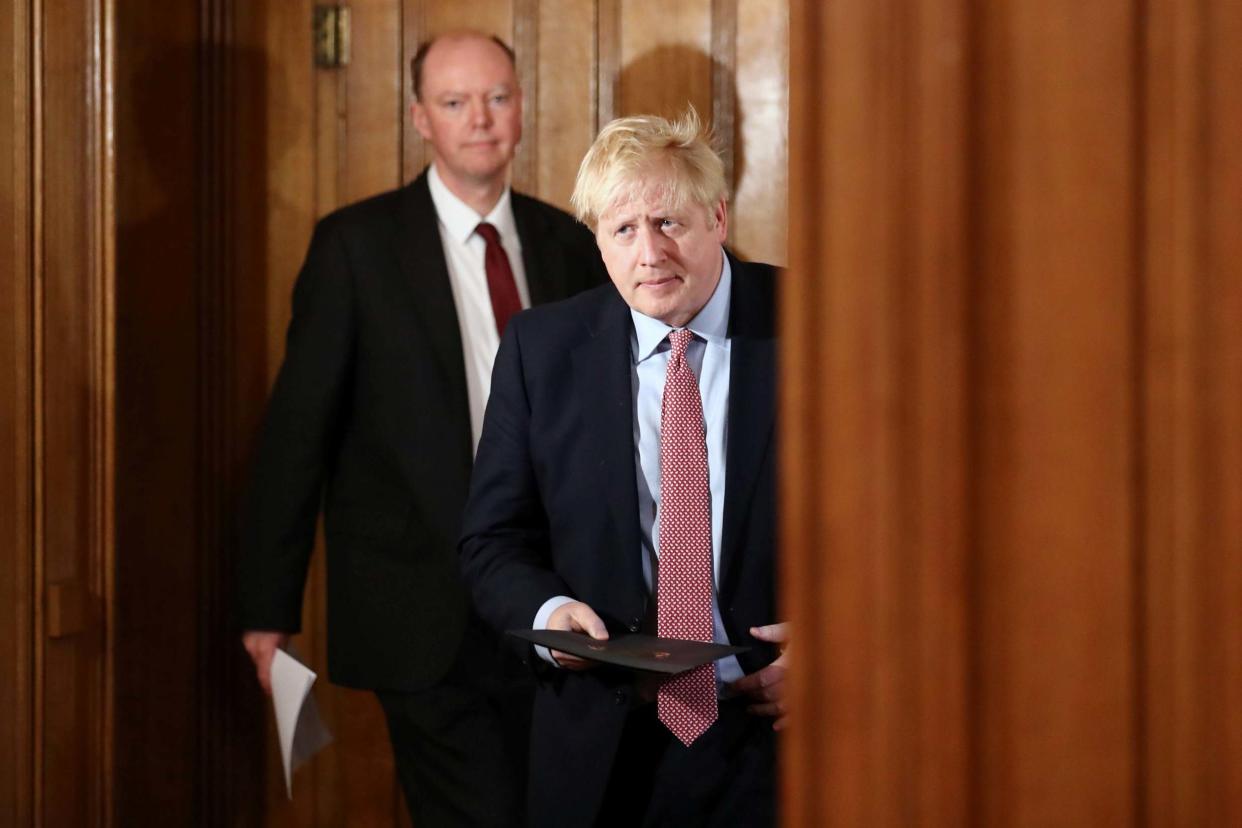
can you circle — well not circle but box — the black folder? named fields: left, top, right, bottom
left=506, top=629, right=748, bottom=675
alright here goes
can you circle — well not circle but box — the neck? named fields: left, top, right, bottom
left=434, top=163, right=507, bottom=216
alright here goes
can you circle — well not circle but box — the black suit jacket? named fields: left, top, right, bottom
left=236, top=171, right=604, bottom=691
left=459, top=253, right=779, bottom=825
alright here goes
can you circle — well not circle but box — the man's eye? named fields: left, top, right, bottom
left=614, top=225, right=634, bottom=237
left=443, top=99, right=463, bottom=109
left=490, top=94, right=510, bottom=105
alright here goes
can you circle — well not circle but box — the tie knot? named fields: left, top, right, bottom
left=475, top=222, right=501, bottom=245
left=668, top=328, right=695, bottom=359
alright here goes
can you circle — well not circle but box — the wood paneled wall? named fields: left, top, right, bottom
left=1142, top=2, right=1242, bottom=821
left=783, top=0, right=1242, bottom=825
left=112, top=0, right=269, bottom=823
left=1, top=1, right=115, bottom=824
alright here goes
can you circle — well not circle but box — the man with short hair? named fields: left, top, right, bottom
left=237, top=30, right=603, bottom=825
left=460, top=110, right=789, bottom=827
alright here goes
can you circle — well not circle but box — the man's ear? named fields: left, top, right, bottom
left=712, top=198, right=729, bottom=241
left=511, top=88, right=525, bottom=145
left=411, top=101, right=431, bottom=141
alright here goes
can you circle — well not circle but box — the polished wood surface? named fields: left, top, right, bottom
left=2, top=1, right=115, bottom=824
left=1141, top=0, right=1242, bottom=822
left=784, top=0, right=1242, bottom=824
left=974, top=5, right=1139, bottom=821
left=733, top=0, right=787, bottom=281
left=532, top=0, right=596, bottom=208
left=0, top=3, right=38, bottom=824
left=112, top=4, right=201, bottom=822
left=783, top=1, right=971, bottom=822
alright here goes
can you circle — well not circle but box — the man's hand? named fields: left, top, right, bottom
left=546, top=601, right=609, bottom=670
left=241, top=630, right=290, bottom=695
left=729, top=622, right=790, bottom=730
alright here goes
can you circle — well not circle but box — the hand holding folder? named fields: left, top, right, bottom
left=507, top=629, right=748, bottom=674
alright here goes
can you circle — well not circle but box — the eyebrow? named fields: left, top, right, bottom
left=434, top=83, right=513, bottom=97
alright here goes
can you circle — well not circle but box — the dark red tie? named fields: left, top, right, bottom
left=656, top=328, right=718, bottom=746
left=475, top=222, right=522, bottom=335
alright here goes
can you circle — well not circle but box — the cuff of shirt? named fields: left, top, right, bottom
left=531, top=595, right=577, bottom=667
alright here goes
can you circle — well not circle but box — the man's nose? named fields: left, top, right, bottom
left=469, top=97, right=492, bottom=128
left=637, top=226, right=668, bottom=266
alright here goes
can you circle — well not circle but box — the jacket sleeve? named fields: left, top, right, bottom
left=235, top=216, right=356, bottom=633
left=458, top=318, right=572, bottom=635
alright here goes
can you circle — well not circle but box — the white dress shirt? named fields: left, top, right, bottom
left=427, top=163, right=530, bottom=452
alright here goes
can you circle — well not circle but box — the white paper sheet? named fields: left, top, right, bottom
left=270, top=647, right=333, bottom=798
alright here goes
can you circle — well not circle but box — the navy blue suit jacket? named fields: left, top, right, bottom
left=459, top=252, right=779, bottom=825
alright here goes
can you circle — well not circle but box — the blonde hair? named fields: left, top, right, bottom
left=570, top=108, right=726, bottom=229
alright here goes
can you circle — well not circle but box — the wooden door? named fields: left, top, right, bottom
left=782, top=0, right=1242, bottom=824
left=1, top=1, right=115, bottom=824
left=229, top=2, right=789, bottom=823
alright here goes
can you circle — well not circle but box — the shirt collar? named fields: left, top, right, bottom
left=427, top=162, right=519, bottom=246
left=631, top=251, right=732, bottom=364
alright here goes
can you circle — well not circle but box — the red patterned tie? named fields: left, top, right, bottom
left=475, top=222, right=522, bottom=335
left=656, top=328, right=718, bottom=746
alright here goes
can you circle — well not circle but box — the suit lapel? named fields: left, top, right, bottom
left=571, top=292, right=645, bottom=599
left=393, top=174, right=471, bottom=427
left=720, top=255, right=776, bottom=597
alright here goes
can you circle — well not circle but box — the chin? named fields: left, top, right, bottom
left=461, top=162, right=507, bottom=182
left=637, top=302, right=675, bottom=322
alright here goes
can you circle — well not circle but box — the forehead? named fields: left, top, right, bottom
left=599, top=183, right=702, bottom=223
left=422, top=37, right=516, bottom=91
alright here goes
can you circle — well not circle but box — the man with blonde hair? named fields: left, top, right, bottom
left=461, top=110, right=787, bottom=826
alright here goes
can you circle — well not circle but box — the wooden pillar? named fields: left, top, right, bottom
left=783, top=0, right=1242, bottom=825
left=783, top=0, right=970, bottom=823
left=1, top=1, right=116, bottom=824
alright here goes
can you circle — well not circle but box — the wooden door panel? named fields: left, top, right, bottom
left=3, top=0, right=113, bottom=824
left=1142, top=0, right=1242, bottom=823
left=619, top=1, right=714, bottom=120
left=532, top=0, right=597, bottom=209
left=972, top=2, right=1138, bottom=822
left=783, top=0, right=1242, bottom=824
left=39, top=0, right=112, bottom=824
left=0, top=4, right=37, bottom=822
left=343, top=0, right=404, bottom=205
left=733, top=0, right=788, bottom=265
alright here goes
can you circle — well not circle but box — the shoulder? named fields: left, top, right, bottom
left=730, top=254, right=781, bottom=302
left=310, top=191, right=401, bottom=253
left=511, top=190, right=579, bottom=228
left=727, top=253, right=781, bottom=337
left=511, top=191, right=595, bottom=245
left=313, top=178, right=427, bottom=242
left=731, top=253, right=780, bottom=285
left=509, top=282, right=622, bottom=345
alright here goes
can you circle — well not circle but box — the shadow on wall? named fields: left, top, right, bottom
left=114, top=41, right=281, bottom=826
left=614, top=44, right=746, bottom=209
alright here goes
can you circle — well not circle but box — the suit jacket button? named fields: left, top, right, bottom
left=629, top=617, right=640, bottom=632
left=614, top=689, right=628, bottom=705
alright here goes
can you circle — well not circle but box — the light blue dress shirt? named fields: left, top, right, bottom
left=535, top=252, right=742, bottom=689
